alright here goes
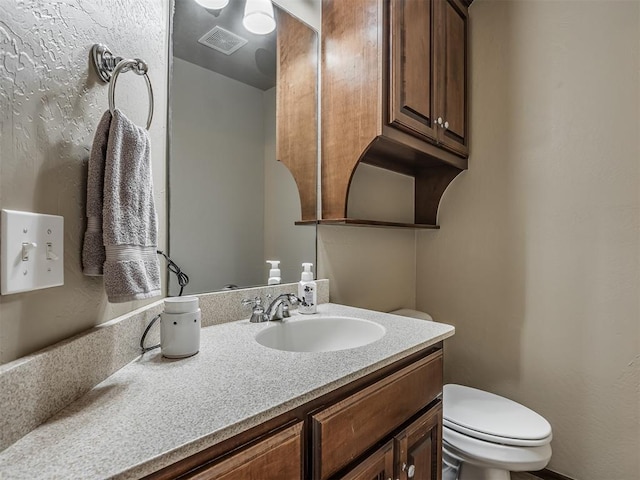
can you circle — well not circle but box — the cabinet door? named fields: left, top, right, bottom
left=185, top=422, right=303, bottom=480
left=312, top=351, right=443, bottom=479
left=395, top=404, right=442, bottom=480
left=340, top=440, right=395, bottom=480
left=434, top=0, right=468, bottom=157
left=388, top=0, right=439, bottom=144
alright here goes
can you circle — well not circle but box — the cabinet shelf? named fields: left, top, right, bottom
left=317, top=219, right=439, bottom=230
left=296, top=219, right=439, bottom=229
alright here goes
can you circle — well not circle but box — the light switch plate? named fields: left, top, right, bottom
left=1, top=209, right=64, bottom=295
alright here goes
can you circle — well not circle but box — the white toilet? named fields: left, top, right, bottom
left=442, top=384, right=552, bottom=480
left=390, top=310, right=553, bottom=480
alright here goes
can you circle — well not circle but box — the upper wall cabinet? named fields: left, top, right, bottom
left=321, top=0, right=470, bottom=227
left=390, top=0, right=469, bottom=157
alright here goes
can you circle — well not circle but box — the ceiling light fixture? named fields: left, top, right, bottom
left=194, top=0, right=229, bottom=10
left=242, top=0, right=276, bottom=35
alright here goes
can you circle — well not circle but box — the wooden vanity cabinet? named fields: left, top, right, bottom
left=183, top=422, right=303, bottom=480
left=340, top=441, right=395, bottom=480
left=395, top=406, right=443, bottom=480
left=342, top=406, right=443, bottom=480
left=145, top=345, right=443, bottom=480
left=321, top=0, right=469, bottom=227
left=311, top=351, right=442, bottom=479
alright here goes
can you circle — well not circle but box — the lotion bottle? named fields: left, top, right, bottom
left=298, top=263, right=317, bottom=314
left=266, top=260, right=281, bottom=285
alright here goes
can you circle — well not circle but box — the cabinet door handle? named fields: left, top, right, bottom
left=401, top=463, right=416, bottom=478
left=443, top=121, right=449, bottom=130
left=436, top=116, right=443, bottom=126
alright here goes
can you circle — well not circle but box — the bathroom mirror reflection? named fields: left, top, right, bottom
left=168, top=0, right=318, bottom=295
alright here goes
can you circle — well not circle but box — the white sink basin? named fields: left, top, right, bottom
left=254, top=316, right=386, bottom=353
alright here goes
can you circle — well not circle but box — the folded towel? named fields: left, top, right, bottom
left=82, top=110, right=111, bottom=276
left=102, top=109, right=161, bottom=302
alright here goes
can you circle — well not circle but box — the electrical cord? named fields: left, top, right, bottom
left=139, top=250, right=190, bottom=353
left=140, top=314, right=161, bottom=353
left=156, top=250, right=190, bottom=296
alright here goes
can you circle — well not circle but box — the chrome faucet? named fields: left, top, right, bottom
left=264, top=293, right=300, bottom=321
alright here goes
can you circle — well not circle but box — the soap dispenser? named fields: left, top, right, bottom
left=266, top=260, right=281, bottom=285
left=298, top=263, right=317, bottom=314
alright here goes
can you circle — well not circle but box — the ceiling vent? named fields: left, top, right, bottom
left=197, top=26, right=248, bottom=55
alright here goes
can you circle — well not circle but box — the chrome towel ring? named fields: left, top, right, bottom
left=108, top=59, right=154, bottom=130
left=91, top=44, right=154, bottom=130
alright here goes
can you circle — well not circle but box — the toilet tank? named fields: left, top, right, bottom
left=390, top=309, right=434, bottom=321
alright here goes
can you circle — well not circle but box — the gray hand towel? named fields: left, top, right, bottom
left=102, top=109, right=161, bottom=303
left=82, top=110, right=111, bottom=276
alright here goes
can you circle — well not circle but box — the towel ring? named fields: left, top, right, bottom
left=91, top=44, right=154, bottom=130
left=108, top=58, right=154, bottom=130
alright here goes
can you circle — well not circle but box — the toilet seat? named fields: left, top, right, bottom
left=443, top=384, right=553, bottom=447
left=444, top=418, right=551, bottom=447
left=443, top=427, right=552, bottom=472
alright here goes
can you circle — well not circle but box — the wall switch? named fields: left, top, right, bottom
left=1, top=209, right=64, bottom=295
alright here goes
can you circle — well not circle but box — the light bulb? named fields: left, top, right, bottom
left=243, top=0, right=276, bottom=35
left=194, top=0, right=229, bottom=10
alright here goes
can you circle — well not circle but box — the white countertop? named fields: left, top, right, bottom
left=0, top=303, right=454, bottom=479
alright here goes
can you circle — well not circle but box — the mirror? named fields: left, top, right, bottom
left=168, top=0, right=318, bottom=295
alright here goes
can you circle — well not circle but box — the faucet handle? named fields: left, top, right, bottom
left=287, top=294, right=300, bottom=305
left=281, top=294, right=299, bottom=318
left=242, top=297, right=267, bottom=323
left=241, top=296, right=261, bottom=307
left=278, top=294, right=300, bottom=319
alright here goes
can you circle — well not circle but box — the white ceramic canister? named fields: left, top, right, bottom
left=160, top=296, right=201, bottom=358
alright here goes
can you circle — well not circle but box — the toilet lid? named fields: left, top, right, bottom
left=443, top=384, right=552, bottom=447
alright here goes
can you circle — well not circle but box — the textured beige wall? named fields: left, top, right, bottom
left=318, top=225, right=416, bottom=312
left=0, top=0, right=169, bottom=364
left=416, top=1, right=640, bottom=479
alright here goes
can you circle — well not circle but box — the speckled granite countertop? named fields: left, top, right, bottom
left=0, top=303, right=454, bottom=479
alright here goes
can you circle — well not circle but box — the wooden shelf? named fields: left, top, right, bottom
left=316, top=219, right=439, bottom=229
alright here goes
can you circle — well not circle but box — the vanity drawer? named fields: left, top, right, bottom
left=185, top=422, right=303, bottom=480
left=311, top=350, right=443, bottom=479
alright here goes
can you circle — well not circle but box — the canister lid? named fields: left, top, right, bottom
left=164, top=296, right=199, bottom=314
